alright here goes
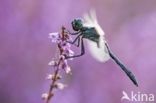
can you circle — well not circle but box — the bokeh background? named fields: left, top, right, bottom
left=0, top=0, right=156, bottom=103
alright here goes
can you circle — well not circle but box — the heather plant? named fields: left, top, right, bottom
left=42, top=27, right=74, bottom=103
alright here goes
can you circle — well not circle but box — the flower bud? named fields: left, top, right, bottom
left=46, top=74, right=54, bottom=80
left=41, top=93, right=54, bottom=100
left=49, top=32, right=60, bottom=43
left=48, top=60, right=57, bottom=66
left=41, top=93, right=48, bottom=100
left=65, top=66, right=72, bottom=74
left=54, top=82, right=66, bottom=90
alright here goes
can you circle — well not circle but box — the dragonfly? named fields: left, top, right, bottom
left=65, top=10, right=138, bottom=87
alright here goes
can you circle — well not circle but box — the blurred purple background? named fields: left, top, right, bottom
left=0, top=0, right=156, bottom=103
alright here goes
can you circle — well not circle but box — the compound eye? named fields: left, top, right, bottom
left=72, top=19, right=76, bottom=26
left=71, top=20, right=78, bottom=31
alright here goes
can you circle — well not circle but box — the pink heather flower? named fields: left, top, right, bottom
left=46, top=74, right=54, bottom=80
left=55, top=82, right=66, bottom=90
left=57, top=57, right=71, bottom=74
left=59, top=58, right=67, bottom=69
left=64, top=65, right=71, bottom=74
left=49, top=32, right=60, bottom=43
left=48, top=60, right=57, bottom=66
left=41, top=93, right=49, bottom=100
left=62, top=41, right=71, bottom=50
left=63, top=49, right=74, bottom=60
left=60, top=42, right=74, bottom=60
left=59, top=55, right=65, bottom=60
left=67, top=49, right=74, bottom=57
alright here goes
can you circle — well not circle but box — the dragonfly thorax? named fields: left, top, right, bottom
left=82, top=27, right=100, bottom=42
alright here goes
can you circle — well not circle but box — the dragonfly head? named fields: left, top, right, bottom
left=71, top=18, right=83, bottom=31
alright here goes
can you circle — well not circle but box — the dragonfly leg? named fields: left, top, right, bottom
left=76, top=37, right=80, bottom=47
left=65, top=38, right=85, bottom=59
left=67, top=34, right=82, bottom=47
left=67, top=30, right=80, bottom=35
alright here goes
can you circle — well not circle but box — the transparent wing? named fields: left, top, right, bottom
left=83, top=9, right=104, bottom=36
left=83, top=10, right=110, bottom=62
